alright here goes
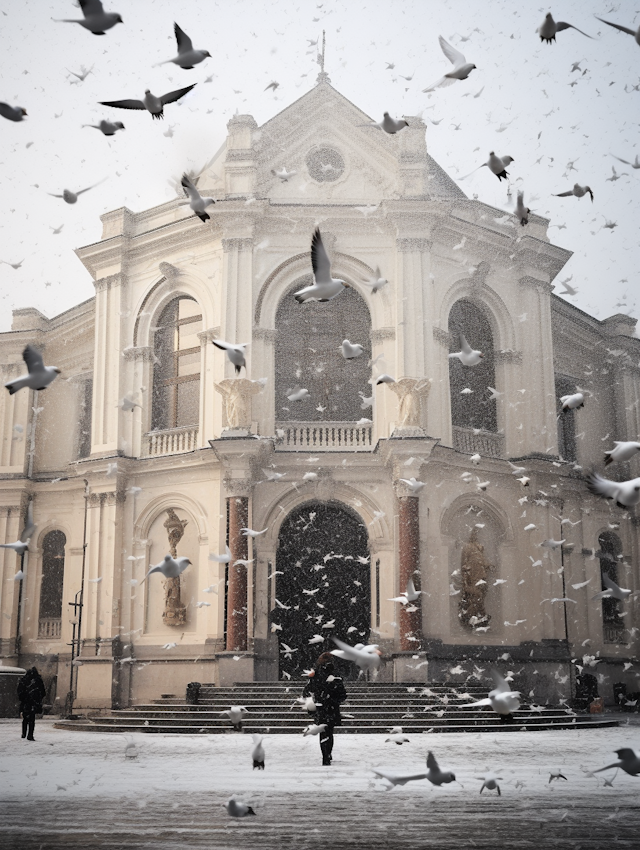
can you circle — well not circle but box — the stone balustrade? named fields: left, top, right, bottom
left=144, top=426, right=199, bottom=457
left=38, top=618, right=61, bottom=639
left=276, top=421, right=373, bottom=451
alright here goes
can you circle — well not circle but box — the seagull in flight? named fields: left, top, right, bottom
left=54, top=0, right=123, bottom=35
left=554, top=183, right=594, bottom=201
left=294, top=230, right=349, bottom=303
left=595, top=17, right=640, bottom=46
left=537, top=13, right=593, bottom=43
left=4, top=345, right=60, bottom=394
left=155, top=23, right=211, bottom=69
left=423, top=36, right=476, bottom=92
left=47, top=179, right=106, bottom=204
left=99, top=85, right=196, bottom=120
left=180, top=174, right=215, bottom=222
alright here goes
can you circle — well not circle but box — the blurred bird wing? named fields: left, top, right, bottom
left=423, top=75, right=456, bottom=92
left=556, top=21, right=592, bottom=37
left=160, top=84, right=197, bottom=105
left=23, top=345, right=44, bottom=375
left=174, top=22, right=194, bottom=53
left=311, top=229, right=332, bottom=284
left=489, top=669, right=511, bottom=692
left=587, top=473, right=620, bottom=500
left=212, top=339, right=234, bottom=352
left=596, top=18, right=636, bottom=36
left=460, top=698, right=492, bottom=707
left=99, top=98, right=146, bottom=111
left=439, top=35, right=466, bottom=67
left=331, top=637, right=361, bottom=661
left=80, top=0, right=105, bottom=15
left=615, top=748, right=639, bottom=760
left=459, top=333, right=472, bottom=354
left=181, top=174, right=200, bottom=201
left=426, top=751, right=440, bottom=770
left=555, top=190, right=574, bottom=197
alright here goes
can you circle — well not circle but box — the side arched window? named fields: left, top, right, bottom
left=151, top=297, right=202, bottom=430
left=38, top=530, right=66, bottom=639
left=448, top=300, right=497, bottom=433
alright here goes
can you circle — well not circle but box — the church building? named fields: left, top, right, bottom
left=1, top=72, right=638, bottom=712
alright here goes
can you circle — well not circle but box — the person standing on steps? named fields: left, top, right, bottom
left=17, top=667, right=46, bottom=741
left=303, top=652, right=347, bottom=765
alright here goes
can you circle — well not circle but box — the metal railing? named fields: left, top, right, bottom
left=452, top=426, right=504, bottom=458
left=38, top=618, right=62, bottom=639
left=144, top=426, right=199, bottom=457
left=276, top=421, right=373, bottom=451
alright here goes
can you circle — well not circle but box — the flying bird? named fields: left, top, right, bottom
left=372, top=766, right=429, bottom=788
left=180, top=173, right=215, bottom=222
left=294, top=230, right=348, bottom=303
left=99, top=85, right=196, bottom=120
left=212, top=339, right=248, bottom=375
left=82, top=119, right=125, bottom=136
left=425, top=751, right=457, bottom=786
left=241, top=527, right=268, bottom=537
left=422, top=36, right=476, bottom=92
left=221, top=705, right=249, bottom=730
left=595, top=17, right=640, bottom=46
left=271, top=167, right=297, bottom=182
left=224, top=799, right=256, bottom=818
left=331, top=637, right=381, bottom=674
left=141, top=555, right=191, bottom=583
left=477, top=772, right=503, bottom=795
left=264, top=81, right=280, bottom=92
left=398, top=477, right=425, bottom=494
left=554, top=183, right=593, bottom=201
left=369, top=113, right=409, bottom=134
left=54, top=0, right=123, bottom=35
left=286, top=386, right=310, bottom=401
left=587, top=472, right=640, bottom=508
left=303, top=723, right=327, bottom=737
left=0, top=502, right=36, bottom=557
left=559, top=392, right=584, bottom=411
left=449, top=333, right=483, bottom=366
left=47, top=179, right=106, bottom=204
left=537, top=13, right=593, bottom=43
left=604, top=441, right=640, bottom=466
left=611, top=154, right=640, bottom=169
left=209, top=545, right=231, bottom=563
left=360, top=266, right=389, bottom=293
left=389, top=578, right=423, bottom=604
left=156, top=23, right=211, bottom=69
left=4, top=345, right=60, bottom=394
left=460, top=669, right=521, bottom=717
left=591, top=572, right=632, bottom=603
left=340, top=340, right=364, bottom=359
left=461, top=152, right=514, bottom=181
left=594, top=748, right=640, bottom=776
left=0, top=103, right=27, bottom=122
left=515, top=190, right=530, bottom=226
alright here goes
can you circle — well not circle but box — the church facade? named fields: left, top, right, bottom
left=1, top=77, right=639, bottom=712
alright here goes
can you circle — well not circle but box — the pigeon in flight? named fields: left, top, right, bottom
left=460, top=669, right=521, bottom=717
left=398, top=478, right=425, bottom=494
left=612, top=154, right=640, bottom=169
left=587, top=472, right=640, bottom=508
left=368, top=112, right=409, bottom=134
left=592, top=572, right=632, bottom=603
left=559, top=392, right=584, bottom=411
left=83, top=119, right=125, bottom=136
left=4, top=345, right=60, bottom=394
left=241, top=527, right=268, bottom=538
left=422, top=36, right=476, bottom=92
left=425, top=751, right=457, bottom=786
left=264, top=81, right=280, bottom=92
left=142, top=555, right=191, bottom=583
left=331, top=637, right=381, bottom=674
left=537, top=13, right=593, bottom=43
left=449, top=333, right=483, bottom=366
left=360, top=266, right=388, bottom=293
left=461, top=152, right=514, bottom=181
left=54, top=0, right=123, bottom=35
left=1, top=259, right=25, bottom=269
left=340, top=340, right=364, bottom=359
left=595, top=17, right=640, bottom=46
left=594, top=748, right=640, bottom=777
left=271, top=167, right=297, bottom=182
left=47, top=179, right=106, bottom=204
left=554, top=183, right=593, bottom=202
left=286, top=386, right=310, bottom=402
left=303, top=723, right=327, bottom=737
left=389, top=577, right=423, bottom=604
left=604, top=441, right=640, bottom=466
left=224, top=799, right=256, bottom=818
left=0, top=102, right=27, bottom=122
left=180, top=174, right=215, bottom=223
left=99, top=85, right=196, bottom=120
left=156, top=23, right=211, bottom=69
left=0, top=502, right=36, bottom=557
left=209, top=545, right=232, bottom=563
left=515, top=190, right=530, bottom=226
left=212, top=339, right=248, bottom=375
left=372, top=767, right=429, bottom=788
left=375, top=374, right=396, bottom=385
left=295, top=230, right=348, bottom=303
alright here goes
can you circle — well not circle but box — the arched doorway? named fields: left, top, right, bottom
left=272, top=501, right=371, bottom=679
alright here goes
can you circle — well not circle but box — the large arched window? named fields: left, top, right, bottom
left=448, top=300, right=497, bottom=433
left=38, top=530, right=66, bottom=639
left=151, top=297, right=202, bottom=431
left=598, top=531, right=624, bottom=644
left=275, top=279, right=371, bottom=422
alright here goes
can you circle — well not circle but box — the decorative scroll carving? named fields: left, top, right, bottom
left=122, top=346, right=155, bottom=362
left=94, top=273, right=128, bottom=293
left=197, top=327, right=221, bottom=345
left=162, top=508, right=188, bottom=627
left=222, top=238, right=253, bottom=253
left=458, top=527, right=495, bottom=629
left=225, top=149, right=255, bottom=161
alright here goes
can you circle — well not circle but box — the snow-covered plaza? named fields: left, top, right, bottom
left=1, top=719, right=639, bottom=849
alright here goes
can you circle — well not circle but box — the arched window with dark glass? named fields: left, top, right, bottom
left=151, top=297, right=203, bottom=431
left=38, top=530, right=66, bottom=640
left=275, top=279, right=371, bottom=422
left=556, top=374, right=577, bottom=462
left=598, top=531, right=624, bottom=644
left=448, top=300, right=497, bottom=433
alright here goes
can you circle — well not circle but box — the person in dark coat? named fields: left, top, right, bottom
left=17, top=667, right=46, bottom=741
left=303, top=652, right=347, bottom=765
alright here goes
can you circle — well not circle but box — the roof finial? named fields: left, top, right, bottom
left=316, top=30, right=331, bottom=84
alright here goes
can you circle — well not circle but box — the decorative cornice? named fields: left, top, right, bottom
left=518, top=275, right=552, bottom=293
left=225, top=149, right=256, bottom=161
left=222, top=476, right=254, bottom=497
left=198, top=327, right=221, bottom=344
left=370, top=327, right=396, bottom=343
left=0, top=505, right=21, bottom=517
left=122, top=346, right=155, bottom=362
left=253, top=327, right=278, bottom=343
left=433, top=327, right=452, bottom=348
left=94, top=272, right=127, bottom=293
left=222, top=237, right=253, bottom=253
left=396, top=237, right=431, bottom=253
left=494, top=349, right=523, bottom=364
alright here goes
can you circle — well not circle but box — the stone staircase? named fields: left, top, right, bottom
left=55, top=681, right=618, bottom=734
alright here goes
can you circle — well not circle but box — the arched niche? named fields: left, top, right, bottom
left=448, top=299, right=497, bottom=432
left=274, top=279, right=372, bottom=422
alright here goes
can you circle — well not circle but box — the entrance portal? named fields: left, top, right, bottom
left=273, top=501, right=371, bottom=679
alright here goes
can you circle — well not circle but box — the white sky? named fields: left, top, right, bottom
left=0, top=0, right=638, bottom=331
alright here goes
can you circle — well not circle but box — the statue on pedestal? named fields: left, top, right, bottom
left=162, top=508, right=188, bottom=627
left=388, top=377, right=432, bottom=433
left=458, top=527, right=495, bottom=629
left=215, top=378, right=263, bottom=431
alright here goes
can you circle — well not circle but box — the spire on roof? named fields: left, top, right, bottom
left=316, top=30, right=331, bottom=84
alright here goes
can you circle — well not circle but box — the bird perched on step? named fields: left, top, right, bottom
left=554, top=183, right=594, bottom=202
left=99, top=84, right=196, bottom=120
left=537, top=13, right=593, bottom=43
left=156, top=23, right=211, bottom=69
left=251, top=734, right=265, bottom=769
left=477, top=772, right=502, bottom=795
left=449, top=333, right=483, bottom=366
left=141, top=555, right=191, bottom=583
left=180, top=174, right=215, bottom=223
left=604, top=441, right=640, bottom=466
left=587, top=472, right=640, bottom=509
left=221, top=705, right=249, bottom=731
left=4, top=345, right=61, bottom=394
left=0, top=502, right=36, bottom=558
left=591, top=572, right=632, bottom=603
left=330, top=637, right=382, bottom=675
left=224, top=799, right=256, bottom=818
left=295, top=230, right=349, bottom=303
left=211, top=339, right=248, bottom=375
left=54, top=0, right=123, bottom=35
left=460, top=669, right=521, bottom=718
left=124, top=741, right=138, bottom=760
left=594, top=748, right=640, bottom=777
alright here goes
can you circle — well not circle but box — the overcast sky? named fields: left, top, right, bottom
left=0, top=0, right=638, bottom=331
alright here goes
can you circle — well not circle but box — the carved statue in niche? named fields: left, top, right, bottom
left=458, top=527, right=495, bottom=629
left=215, top=378, right=263, bottom=430
left=388, top=377, right=432, bottom=429
left=162, top=508, right=188, bottom=627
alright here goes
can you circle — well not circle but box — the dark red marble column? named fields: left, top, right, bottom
left=398, top=495, right=422, bottom=650
left=226, top=496, right=249, bottom=651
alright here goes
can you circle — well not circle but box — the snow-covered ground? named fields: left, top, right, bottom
left=1, top=718, right=639, bottom=848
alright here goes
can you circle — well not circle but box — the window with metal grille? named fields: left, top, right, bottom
left=151, top=297, right=202, bottom=431
left=38, top=530, right=65, bottom=624
left=448, top=300, right=497, bottom=433
left=598, top=531, right=623, bottom=626
left=555, top=374, right=577, bottom=462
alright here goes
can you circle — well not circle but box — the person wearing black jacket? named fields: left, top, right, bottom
left=17, top=667, right=46, bottom=741
left=302, top=652, right=347, bottom=765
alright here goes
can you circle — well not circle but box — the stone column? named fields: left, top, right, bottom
left=226, top=495, right=249, bottom=651
left=397, top=496, right=422, bottom=649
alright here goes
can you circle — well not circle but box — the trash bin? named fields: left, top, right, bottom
left=186, top=681, right=201, bottom=705
left=0, top=665, right=26, bottom=718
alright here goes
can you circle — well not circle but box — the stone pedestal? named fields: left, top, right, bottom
left=226, top=496, right=249, bottom=651
left=398, top=496, right=422, bottom=650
